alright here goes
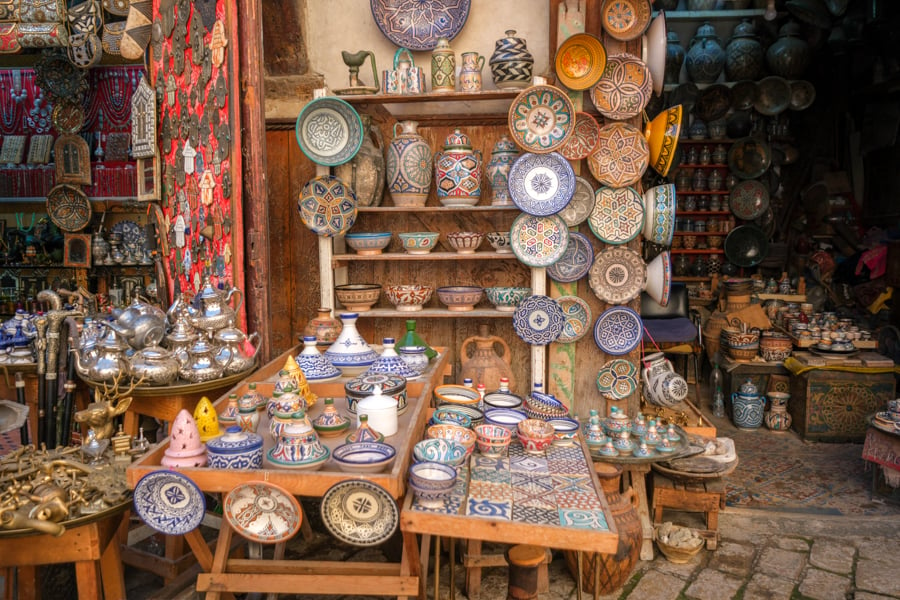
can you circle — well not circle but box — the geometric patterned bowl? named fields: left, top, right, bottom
left=345, top=232, right=392, bottom=255
left=484, top=286, right=532, bottom=312
left=413, top=437, right=469, bottom=468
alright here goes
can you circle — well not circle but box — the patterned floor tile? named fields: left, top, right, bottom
left=471, top=455, right=509, bottom=472
left=512, top=504, right=558, bottom=524
left=470, top=466, right=512, bottom=484
left=510, top=453, right=550, bottom=474
left=410, top=492, right=464, bottom=514
left=559, top=507, right=609, bottom=531
left=467, top=497, right=512, bottom=520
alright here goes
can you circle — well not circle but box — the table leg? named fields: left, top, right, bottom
left=399, top=530, right=421, bottom=600
left=15, top=565, right=38, bottom=600
left=575, top=551, right=582, bottom=600
left=184, top=528, right=215, bottom=572
left=434, top=535, right=441, bottom=600
left=420, top=534, right=432, bottom=600
left=100, top=525, right=127, bottom=600
left=74, top=560, right=101, bottom=600
left=448, top=537, right=455, bottom=600
left=464, top=538, right=482, bottom=599
left=625, top=465, right=654, bottom=561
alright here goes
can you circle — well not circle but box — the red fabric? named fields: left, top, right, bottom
left=856, top=246, right=887, bottom=279
left=862, top=425, right=900, bottom=470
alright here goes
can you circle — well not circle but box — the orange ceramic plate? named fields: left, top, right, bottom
left=555, top=33, right=607, bottom=91
left=560, top=112, right=601, bottom=161
left=600, top=0, right=652, bottom=42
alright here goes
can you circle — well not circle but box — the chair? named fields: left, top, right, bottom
left=641, top=283, right=703, bottom=384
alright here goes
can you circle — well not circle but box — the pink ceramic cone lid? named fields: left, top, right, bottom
left=164, top=409, right=208, bottom=458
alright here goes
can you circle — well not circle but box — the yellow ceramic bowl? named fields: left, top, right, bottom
left=433, top=384, right=481, bottom=407
left=645, top=104, right=683, bottom=177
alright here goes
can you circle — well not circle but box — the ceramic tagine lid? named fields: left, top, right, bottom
left=442, top=128, right=474, bottom=152
left=365, top=337, right=420, bottom=380
left=193, top=396, right=221, bottom=442
left=296, top=336, right=342, bottom=382
left=207, top=425, right=263, bottom=456
left=161, top=409, right=208, bottom=467
left=312, top=397, right=351, bottom=437
left=240, top=383, right=268, bottom=411
left=738, top=378, right=759, bottom=397
left=346, top=413, right=385, bottom=444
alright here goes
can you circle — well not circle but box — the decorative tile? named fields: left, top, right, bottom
left=559, top=508, right=609, bottom=531
left=470, top=466, right=512, bottom=485
left=513, top=486, right=557, bottom=510
left=471, top=455, right=509, bottom=472
left=467, top=497, right=513, bottom=520
left=556, top=490, right=604, bottom=511
left=546, top=445, right=586, bottom=462
left=552, top=474, right=594, bottom=495
left=509, top=453, right=550, bottom=475
left=468, top=479, right=512, bottom=502
left=545, top=456, right=587, bottom=476
left=513, top=505, right=558, bottom=524
left=410, top=493, right=464, bottom=514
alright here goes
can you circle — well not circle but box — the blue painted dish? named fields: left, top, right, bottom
left=133, top=470, right=206, bottom=536
left=331, top=441, right=397, bottom=473
left=547, top=231, right=594, bottom=283
left=295, top=97, right=363, bottom=166
left=593, top=306, right=643, bottom=356
left=508, top=151, right=576, bottom=216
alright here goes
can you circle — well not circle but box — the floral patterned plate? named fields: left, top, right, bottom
left=600, top=0, right=652, bottom=42
left=510, top=212, right=570, bottom=268
left=593, top=306, right=643, bottom=356
left=513, top=295, right=566, bottom=346
left=133, top=470, right=206, bottom=536
left=589, top=186, right=644, bottom=245
left=555, top=33, right=607, bottom=91
left=729, top=179, right=770, bottom=221
left=224, top=481, right=302, bottom=544
left=508, top=84, right=576, bottom=154
left=46, top=184, right=92, bottom=232
left=548, top=231, right=594, bottom=283
left=298, top=175, right=358, bottom=237
left=558, top=176, right=594, bottom=227
left=588, top=122, right=649, bottom=188
left=559, top=112, right=602, bottom=161
left=556, top=295, right=592, bottom=344
left=588, top=246, right=646, bottom=305
left=321, top=479, right=400, bottom=547
left=590, top=53, right=652, bottom=121
left=294, top=96, right=363, bottom=166
left=596, top=358, right=638, bottom=399
left=508, top=152, right=576, bottom=216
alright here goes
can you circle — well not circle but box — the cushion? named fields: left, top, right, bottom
left=642, top=317, right=698, bottom=344
left=641, top=283, right=689, bottom=320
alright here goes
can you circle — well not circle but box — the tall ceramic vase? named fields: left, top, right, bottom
left=434, top=128, right=482, bottom=207
left=685, top=22, right=725, bottom=84
left=323, top=312, right=378, bottom=376
left=486, top=134, right=519, bottom=206
left=334, top=114, right=385, bottom=207
left=386, top=120, right=433, bottom=207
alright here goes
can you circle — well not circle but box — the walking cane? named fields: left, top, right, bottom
left=14, top=372, right=29, bottom=445
left=33, top=316, right=48, bottom=447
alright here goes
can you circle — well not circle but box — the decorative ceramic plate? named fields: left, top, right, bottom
left=596, top=358, right=638, bottom=399
left=588, top=122, right=649, bottom=188
left=593, top=306, right=643, bottom=356
left=588, top=246, right=646, bottom=305
left=790, top=80, right=816, bottom=111
left=548, top=231, right=594, bottom=283
left=724, top=224, right=769, bottom=268
left=320, top=479, right=400, bottom=547
left=223, top=481, right=302, bottom=544
left=694, top=84, right=732, bottom=123
left=510, top=212, right=569, bottom=268
left=370, top=0, right=471, bottom=51
left=556, top=295, right=592, bottom=344
left=133, top=470, right=206, bottom=536
left=559, top=112, right=601, bottom=161
left=729, top=179, right=770, bottom=221
left=298, top=175, right=358, bottom=237
left=589, top=186, right=644, bottom=245
left=590, top=53, right=652, bottom=121
left=513, top=295, right=566, bottom=346
left=111, top=219, right=146, bottom=251
left=555, top=33, right=607, bottom=91
left=558, top=176, right=594, bottom=227
left=508, top=85, right=576, bottom=154
left=728, top=137, right=772, bottom=180
left=731, top=80, right=758, bottom=111
left=508, top=152, right=576, bottom=216
left=753, top=76, right=792, bottom=116
left=46, top=184, right=92, bottom=232
left=294, top=96, right=363, bottom=166
left=600, top=0, right=652, bottom=41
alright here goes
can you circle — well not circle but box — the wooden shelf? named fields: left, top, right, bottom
left=679, top=164, right=729, bottom=168
left=673, top=276, right=716, bottom=282
left=333, top=251, right=517, bottom=264
left=677, top=190, right=730, bottom=195
left=655, top=9, right=767, bottom=20
left=671, top=249, right=725, bottom=254
left=350, top=308, right=513, bottom=318
left=678, top=138, right=735, bottom=144
left=358, top=205, right=519, bottom=213
left=677, top=211, right=731, bottom=216
left=339, top=90, right=520, bottom=105
left=674, top=231, right=728, bottom=236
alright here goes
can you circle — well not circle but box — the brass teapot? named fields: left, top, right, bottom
left=189, top=275, right=244, bottom=333
left=180, top=335, right=232, bottom=383
left=71, top=326, right=130, bottom=382
left=213, top=322, right=260, bottom=375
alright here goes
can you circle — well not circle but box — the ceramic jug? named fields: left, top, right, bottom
left=664, top=31, right=685, bottom=85
left=459, top=323, right=515, bottom=393
left=458, top=51, right=485, bottom=92
left=685, top=22, right=726, bottom=84
left=765, top=20, right=810, bottom=79
left=725, top=19, right=763, bottom=81
left=434, top=128, right=482, bottom=207
left=431, top=37, right=455, bottom=93
left=386, top=120, right=433, bottom=207
left=731, top=378, right=765, bottom=429
left=489, top=30, right=534, bottom=89
left=764, top=404, right=792, bottom=432
left=486, top=134, right=519, bottom=206
left=302, top=307, right=343, bottom=347
left=334, top=114, right=385, bottom=207
left=382, top=47, right=425, bottom=95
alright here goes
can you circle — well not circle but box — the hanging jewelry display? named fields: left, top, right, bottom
left=54, top=134, right=92, bottom=184
left=24, top=88, right=52, bottom=134
left=27, top=134, right=54, bottom=164
left=131, top=74, right=156, bottom=158
left=0, top=71, right=25, bottom=135
left=159, top=0, right=175, bottom=36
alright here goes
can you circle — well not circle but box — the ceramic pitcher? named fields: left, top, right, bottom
left=486, top=134, right=519, bottom=206
left=458, top=51, right=485, bottom=93
left=434, top=128, right=482, bottom=207
left=385, top=120, right=433, bottom=206
left=334, top=114, right=385, bottom=207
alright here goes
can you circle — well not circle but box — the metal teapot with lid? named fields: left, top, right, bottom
left=180, top=335, right=232, bottom=383
left=109, top=297, right=167, bottom=350
left=213, top=322, right=260, bottom=375
left=71, top=326, right=130, bottom=382
left=189, top=275, right=244, bottom=334
left=164, top=307, right=198, bottom=368
left=129, top=346, right=180, bottom=386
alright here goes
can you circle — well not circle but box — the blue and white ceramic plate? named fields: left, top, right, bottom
left=513, top=295, right=566, bottom=346
left=508, top=85, right=576, bottom=153
left=508, top=152, right=576, bottom=216
left=556, top=295, right=592, bottom=344
left=588, top=246, right=646, bottom=305
left=321, top=479, right=400, bottom=547
left=370, top=0, right=471, bottom=51
left=298, top=175, right=358, bottom=238
left=593, top=306, right=643, bottom=356
left=510, top=212, right=569, bottom=268
left=295, top=96, right=363, bottom=166
left=548, top=231, right=594, bottom=283
left=133, top=470, right=206, bottom=536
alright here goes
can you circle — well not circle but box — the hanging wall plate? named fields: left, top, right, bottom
left=51, top=101, right=85, bottom=134
left=370, top=0, right=470, bottom=51
left=46, top=184, right=92, bottom=232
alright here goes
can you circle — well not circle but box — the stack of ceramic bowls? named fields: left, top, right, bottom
left=522, top=390, right=569, bottom=421
left=759, top=331, right=792, bottom=362
left=720, top=326, right=760, bottom=361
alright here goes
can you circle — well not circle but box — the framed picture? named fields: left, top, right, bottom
left=64, top=233, right=91, bottom=268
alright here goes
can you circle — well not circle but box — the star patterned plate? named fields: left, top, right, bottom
left=321, top=479, right=400, bottom=547
left=510, top=212, right=570, bottom=268
left=558, top=176, right=594, bottom=227
left=588, top=122, right=649, bottom=188
left=596, top=358, right=638, bottom=399
left=600, top=0, right=652, bottom=42
left=111, top=218, right=147, bottom=252
left=593, top=306, right=643, bottom=356
left=508, top=152, right=576, bottom=216
left=370, top=0, right=471, bottom=51
left=588, top=186, right=644, bottom=245
left=294, top=96, right=364, bottom=166
left=224, top=481, right=302, bottom=544
left=588, top=246, right=646, bottom=305
left=548, top=231, right=594, bottom=283
left=513, top=295, right=566, bottom=346
left=133, top=470, right=206, bottom=536
left=729, top=179, right=770, bottom=221
left=590, top=53, right=652, bottom=121
left=556, top=295, right=592, bottom=344
left=559, top=112, right=602, bottom=161
left=298, top=175, right=358, bottom=238
left=508, top=85, right=576, bottom=154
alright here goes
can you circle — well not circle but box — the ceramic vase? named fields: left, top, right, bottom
left=685, top=22, right=726, bottom=84
left=665, top=31, right=685, bottom=85
left=398, top=345, right=429, bottom=375
left=386, top=120, right=433, bottom=207
left=430, top=37, right=456, bottom=93
left=296, top=335, right=342, bottom=382
left=486, top=134, right=519, bottom=206
left=764, top=405, right=792, bottom=432
left=334, top=114, right=385, bottom=207
left=489, top=30, right=534, bottom=90
left=458, top=51, right=485, bottom=92
left=732, top=391, right=765, bottom=429
left=766, top=21, right=810, bottom=79
left=459, top=323, right=516, bottom=394
left=725, top=19, right=763, bottom=81
left=434, top=128, right=482, bottom=207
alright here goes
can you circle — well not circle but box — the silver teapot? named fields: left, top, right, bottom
left=129, top=346, right=180, bottom=386
left=180, top=336, right=231, bottom=383
left=110, top=297, right=167, bottom=350
left=71, top=326, right=130, bottom=382
left=189, top=275, right=243, bottom=334
left=213, top=323, right=260, bottom=375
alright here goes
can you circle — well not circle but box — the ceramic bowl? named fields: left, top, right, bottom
left=335, top=283, right=381, bottom=312
left=523, top=400, right=570, bottom=421
left=642, top=10, right=667, bottom=96
left=344, top=232, right=392, bottom=255
left=425, top=423, right=477, bottom=456
left=445, top=231, right=484, bottom=254
left=754, top=76, right=792, bottom=116
left=484, top=287, right=531, bottom=312
left=408, top=461, right=458, bottom=507
left=436, top=403, right=484, bottom=427
left=437, top=286, right=484, bottom=312
left=486, top=231, right=512, bottom=253
left=644, top=104, right=682, bottom=177
left=330, top=441, right=397, bottom=473
left=484, top=408, right=528, bottom=437
left=434, top=384, right=481, bottom=407
left=430, top=406, right=473, bottom=429
left=547, top=417, right=580, bottom=446
left=482, top=391, right=524, bottom=411
left=517, top=418, right=555, bottom=454
left=642, top=184, right=676, bottom=246
left=413, top=437, right=469, bottom=467
left=644, top=251, right=672, bottom=307
left=398, top=232, right=440, bottom=255
left=527, top=390, right=566, bottom=413
left=383, top=284, right=434, bottom=311
left=724, top=225, right=769, bottom=268
left=473, top=423, right=512, bottom=457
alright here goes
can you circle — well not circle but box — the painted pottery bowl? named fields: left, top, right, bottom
left=413, top=437, right=469, bottom=467
left=482, top=391, right=524, bottom=410
left=430, top=406, right=473, bottom=429
left=473, top=423, right=512, bottom=457
left=383, top=284, right=434, bottom=311
left=436, top=403, right=484, bottom=427
left=644, top=104, right=682, bottom=177
left=398, top=232, right=440, bottom=255
left=434, top=384, right=482, bottom=407
left=436, top=286, right=484, bottom=311
left=484, top=408, right=528, bottom=437
left=642, top=184, right=676, bottom=246
left=330, top=441, right=397, bottom=473
left=445, top=231, right=485, bottom=254
left=547, top=417, right=580, bottom=446
left=484, top=286, right=531, bottom=312
left=486, top=231, right=513, bottom=253
left=425, top=423, right=477, bottom=455
left=344, top=232, right=392, bottom=255
left=408, top=461, right=458, bottom=507
left=516, top=418, right=555, bottom=454
left=335, top=283, right=381, bottom=312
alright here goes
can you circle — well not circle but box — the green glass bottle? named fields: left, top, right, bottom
left=396, top=319, right=437, bottom=361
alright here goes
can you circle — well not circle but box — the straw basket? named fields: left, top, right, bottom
left=655, top=524, right=704, bottom=564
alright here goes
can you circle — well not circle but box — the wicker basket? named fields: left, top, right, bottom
left=655, top=525, right=704, bottom=564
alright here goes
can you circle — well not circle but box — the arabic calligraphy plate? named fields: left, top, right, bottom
left=508, top=152, right=576, bottom=216
left=321, top=479, right=400, bottom=547
left=295, top=96, right=364, bottom=166
left=729, top=179, right=770, bottom=221
left=589, top=246, right=646, bottom=305
left=508, top=84, right=576, bottom=153
left=548, top=231, right=594, bottom=283
left=555, top=33, right=607, bottom=90
left=298, top=175, right=358, bottom=237
left=560, top=112, right=601, bottom=160
left=590, top=53, right=652, bottom=121
left=224, top=481, right=302, bottom=544
left=589, top=186, right=644, bottom=245
left=370, top=0, right=470, bottom=51
left=588, top=122, right=649, bottom=188
left=513, top=294, right=566, bottom=346
left=593, top=306, right=643, bottom=356
left=556, top=295, right=592, bottom=344
left=510, top=212, right=569, bottom=268
left=558, top=176, right=594, bottom=227
left=600, top=0, right=652, bottom=41
left=133, top=470, right=206, bottom=536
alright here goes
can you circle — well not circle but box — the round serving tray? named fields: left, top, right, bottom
left=77, top=366, right=254, bottom=398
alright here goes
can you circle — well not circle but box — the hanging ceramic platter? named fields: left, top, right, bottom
left=548, top=231, right=594, bottom=283
left=46, top=184, right=92, bottom=232
left=133, top=470, right=206, bottom=536
left=558, top=176, right=594, bottom=227
left=508, top=152, right=576, bottom=216
left=370, top=0, right=470, bottom=51
left=753, top=76, right=792, bottom=116
left=595, top=358, right=638, bottom=399
left=510, top=212, right=569, bottom=268
left=790, top=80, right=816, bottom=111
left=588, top=186, right=644, bottom=245
left=559, top=112, right=602, bottom=161
left=112, top=219, right=146, bottom=252
left=513, top=294, right=566, bottom=346
left=724, top=224, right=769, bottom=268
left=508, top=84, right=576, bottom=154
left=593, top=306, right=643, bottom=356
left=556, top=295, right=592, bottom=344
left=294, top=96, right=364, bottom=166
left=728, top=137, right=772, bottom=180
left=320, top=479, right=400, bottom=547
left=223, top=481, right=302, bottom=544
left=590, top=53, right=652, bottom=121
left=694, top=84, right=732, bottom=123
left=729, top=179, right=770, bottom=221
left=600, top=0, right=652, bottom=42
left=588, top=122, right=649, bottom=188
left=730, top=80, right=758, bottom=111
left=555, top=33, right=607, bottom=91
left=588, top=246, right=646, bottom=305
left=298, top=175, right=358, bottom=237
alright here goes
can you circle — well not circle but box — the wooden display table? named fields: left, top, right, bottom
left=720, top=355, right=790, bottom=415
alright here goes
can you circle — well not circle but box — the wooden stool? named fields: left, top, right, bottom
left=464, top=541, right=551, bottom=599
left=505, top=544, right=546, bottom=600
left=651, top=472, right=725, bottom=550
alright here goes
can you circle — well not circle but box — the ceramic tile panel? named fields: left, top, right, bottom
left=512, top=505, right=558, bottom=524
left=467, top=497, right=513, bottom=520
left=556, top=490, right=604, bottom=511
left=551, top=474, right=595, bottom=495
left=471, top=455, right=510, bottom=472
left=559, top=507, right=609, bottom=530
left=509, top=453, right=550, bottom=475
left=470, top=465, right=512, bottom=485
